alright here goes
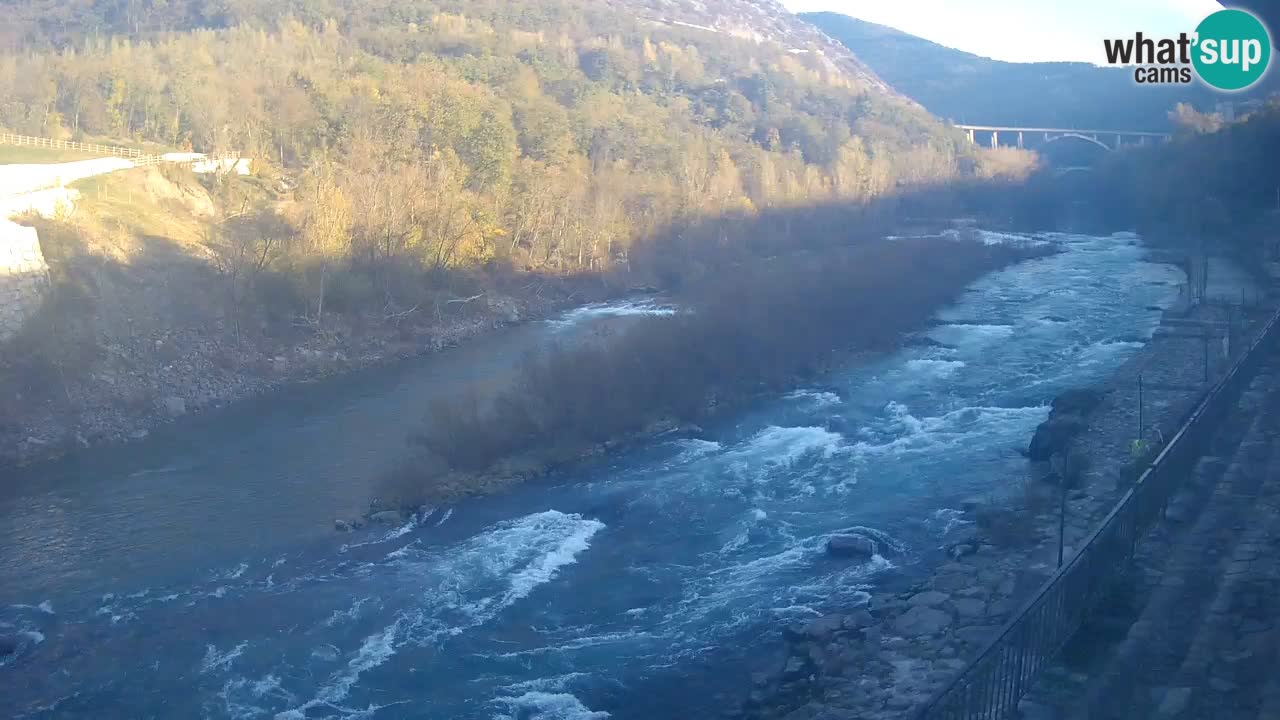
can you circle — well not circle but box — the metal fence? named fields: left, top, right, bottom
left=0, top=132, right=145, bottom=159
left=915, top=302, right=1280, bottom=720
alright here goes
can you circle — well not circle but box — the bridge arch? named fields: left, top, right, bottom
left=1043, top=133, right=1112, bottom=152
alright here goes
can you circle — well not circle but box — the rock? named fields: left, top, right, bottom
left=368, top=510, right=405, bottom=525
left=789, top=615, right=845, bottom=642
left=1028, top=414, right=1085, bottom=461
left=955, top=625, right=1001, bottom=646
left=827, top=534, right=876, bottom=558
left=949, top=543, right=977, bottom=559
left=642, top=418, right=679, bottom=437
left=894, top=606, right=953, bottom=636
left=678, top=423, right=706, bottom=438
left=0, top=635, right=16, bottom=658
left=841, top=610, right=874, bottom=631
left=782, top=655, right=808, bottom=679
left=933, top=573, right=973, bottom=592
left=334, top=517, right=366, bottom=532
left=1154, top=687, right=1192, bottom=719
left=952, top=598, right=986, bottom=618
left=907, top=591, right=950, bottom=608
left=1051, top=388, right=1106, bottom=416
left=160, top=396, right=187, bottom=417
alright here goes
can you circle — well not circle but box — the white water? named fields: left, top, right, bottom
left=1, top=231, right=1214, bottom=719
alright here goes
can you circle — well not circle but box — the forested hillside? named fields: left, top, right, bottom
left=0, top=0, right=1027, bottom=281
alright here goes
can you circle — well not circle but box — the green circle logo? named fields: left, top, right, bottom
left=1193, top=9, right=1272, bottom=91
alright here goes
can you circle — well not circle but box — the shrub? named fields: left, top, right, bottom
left=409, top=234, right=1053, bottom=484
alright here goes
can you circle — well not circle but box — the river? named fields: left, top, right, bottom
left=1, top=231, right=1191, bottom=719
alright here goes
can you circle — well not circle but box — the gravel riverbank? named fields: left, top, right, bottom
left=0, top=289, right=601, bottom=468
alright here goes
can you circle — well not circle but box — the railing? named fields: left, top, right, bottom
left=0, top=132, right=145, bottom=158
left=915, top=302, right=1280, bottom=720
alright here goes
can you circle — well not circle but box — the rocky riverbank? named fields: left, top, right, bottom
left=732, top=291, right=1278, bottom=719
left=0, top=286, right=614, bottom=468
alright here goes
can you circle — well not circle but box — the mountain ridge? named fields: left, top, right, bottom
left=800, top=10, right=1266, bottom=131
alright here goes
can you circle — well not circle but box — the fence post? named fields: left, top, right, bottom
left=1137, top=373, right=1144, bottom=441
left=1204, top=327, right=1210, bottom=383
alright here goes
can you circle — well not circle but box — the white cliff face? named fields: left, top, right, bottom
left=0, top=219, right=50, bottom=342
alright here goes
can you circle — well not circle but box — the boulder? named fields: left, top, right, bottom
left=369, top=510, right=405, bottom=526
left=782, top=655, right=808, bottom=679
left=826, top=534, right=877, bottom=558
left=933, top=573, right=974, bottom=592
left=0, top=635, right=16, bottom=658
left=952, top=598, right=986, bottom=619
left=1051, top=388, right=1106, bottom=416
left=160, top=396, right=187, bottom=417
left=334, top=517, right=366, bottom=532
left=955, top=625, right=1001, bottom=645
left=841, top=610, right=875, bottom=631
left=786, top=615, right=845, bottom=642
left=1027, top=414, right=1085, bottom=461
left=907, top=591, right=950, bottom=608
left=894, top=606, right=952, bottom=637
left=678, top=423, right=706, bottom=438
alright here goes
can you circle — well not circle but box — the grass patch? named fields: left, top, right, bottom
left=68, top=168, right=215, bottom=254
left=0, top=145, right=104, bottom=164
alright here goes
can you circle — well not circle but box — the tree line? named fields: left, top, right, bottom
left=1, top=0, right=1036, bottom=305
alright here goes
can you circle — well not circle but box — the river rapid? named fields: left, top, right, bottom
left=1, top=231, right=1188, bottom=719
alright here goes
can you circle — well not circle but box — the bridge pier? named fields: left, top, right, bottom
left=1017, top=131, right=1024, bottom=149
left=991, top=130, right=999, bottom=149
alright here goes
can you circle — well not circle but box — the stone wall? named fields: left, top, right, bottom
left=0, top=219, right=50, bottom=341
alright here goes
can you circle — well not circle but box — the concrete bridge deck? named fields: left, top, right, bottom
left=954, top=124, right=1172, bottom=150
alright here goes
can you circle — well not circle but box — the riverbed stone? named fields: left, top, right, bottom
left=933, top=573, right=973, bottom=592
left=894, top=606, right=953, bottom=636
left=369, top=510, right=405, bottom=525
left=842, top=610, right=875, bottom=631
left=952, top=598, right=986, bottom=618
left=160, top=396, right=187, bottom=417
left=827, top=534, right=876, bottom=558
left=956, top=625, right=1001, bottom=646
left=907, top=591, right=950, bottom=608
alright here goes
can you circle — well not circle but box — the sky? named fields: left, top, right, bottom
left=781, top=0, right=1225, bottom=64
